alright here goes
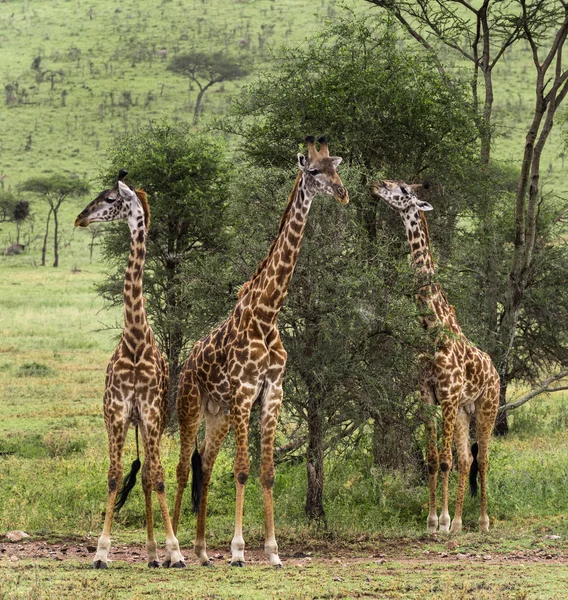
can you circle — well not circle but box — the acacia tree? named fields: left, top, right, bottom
left=21, top=175, right=89, bottom=267
left=167, top=52, right=250, bottom=124
left=97, top=121, right=234, bottom=417
left=220, top=14, right=483, bottom=520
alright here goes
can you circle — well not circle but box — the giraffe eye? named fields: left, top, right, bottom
left=309, top=169, right=319, bottom=176
left=400, top=186, right=409, bottom=195
left=107, top=196, right=117, bottom=203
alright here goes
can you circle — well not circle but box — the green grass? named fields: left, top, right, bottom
left=1, top=557, right=567, bottom=599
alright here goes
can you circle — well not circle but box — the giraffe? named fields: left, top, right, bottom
left=370, top=179, right=500, bottom=534
left=172, top=136, right=348, bottom=568
left=74, top=171, right=185, bottom=569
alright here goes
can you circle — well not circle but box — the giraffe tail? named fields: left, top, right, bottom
left=469, top=442, right=479, bottom=497
left=191, top=440, right=203, bottom=514
left=115, top=425, right=141, bottom=512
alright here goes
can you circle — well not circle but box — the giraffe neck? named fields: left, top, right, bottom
left=402, top=208, right=435, bottom=277
left=402, top=209, right=462, bottom=334
left=122, top=204, right=149, bottom=354
left=245, top=172, right=315, bottom=322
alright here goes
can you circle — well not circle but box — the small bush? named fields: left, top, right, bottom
left=17, top=362, right=55, bottom=377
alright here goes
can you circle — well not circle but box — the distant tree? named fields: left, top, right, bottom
left=0, top=192, right=31, bottom=244
left=364, top=0, right=557, bottom=166
left=21, top=175, right=89, bottom=267
left=97, top=121, right=234, bottom=418
left=86, top=224, right=104, bottom=264
left=167, top=51, right=250, bottom=124
left=13, top=200, right=30, bottom=245
left=220, top=13, right=483, bottom=519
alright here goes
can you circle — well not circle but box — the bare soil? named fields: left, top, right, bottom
left=2, top=537, right=567, bottom=567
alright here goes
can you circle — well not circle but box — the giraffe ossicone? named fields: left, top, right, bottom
left=75, top=171, right=184, bottom=569
left=173, top=136, right=348, bottom=568
left=371, top=179, right=500, bottom=534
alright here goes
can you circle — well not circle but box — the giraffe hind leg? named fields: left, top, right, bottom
left=172, top=372, right=202, bottom=536
left=194, top=410, right=232, bottom=566
left=141, top=460, right=159, bottom=568
left=140, top=420, right=185, bottom=569
left=450, top=408, right=472, bottom=534
left=259, top=384, right=283, bottom=567
left=476, top=380, right=499, bottom=532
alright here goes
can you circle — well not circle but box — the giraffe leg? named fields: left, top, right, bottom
left=194, top=411, right=232, bottom=566
left=141, top=422, right=185, bottom=569
left=173, top=371, right=202, bottom=535
left=438, top=400, right=459, bottom=533
left=420, top=382, right=439, bottom=533
left=260, top=384, right=283, bottom=568
left=92, top=415, right=128, bottom=569
left=476, top=383, right=499, bottom=532
left=450, top=408, right=472, bottom=534
left=231, top=397, right=254, bottom=567
left=141, top=460, right=159, bottom=567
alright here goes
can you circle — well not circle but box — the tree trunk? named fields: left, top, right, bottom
left=41, top=207, right=53, bottom=266
left=52, top=207, right=59, bottom=267
left=193, top=87, right=206, bottom=125
left=305, top=388, right=326, bottom=522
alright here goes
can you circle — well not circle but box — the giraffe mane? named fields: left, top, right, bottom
left=418, top=210, right=430, bottom=248
left=238, top=172, right=302, bottom=299
left=135, top=188, right=150, bottom=231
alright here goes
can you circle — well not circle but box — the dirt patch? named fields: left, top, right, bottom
left=2, top=538, right=568, bottom=567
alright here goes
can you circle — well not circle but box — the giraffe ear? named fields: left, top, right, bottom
left=298, top=153, right=308, bottom=169
left=417, top=200, right=433, bottom=212
left=117, top=180, right=134, bottom=196
left=331, top=156, right=342, bottom=168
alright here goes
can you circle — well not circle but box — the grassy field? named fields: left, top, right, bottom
left=2, top=1, right=568, bottom=598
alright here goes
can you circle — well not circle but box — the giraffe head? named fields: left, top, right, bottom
left=370, top=179, right=433, bottom=214
left=298, top=136, right=348, bottom=204
left=74, top=170, right=150, bottom=230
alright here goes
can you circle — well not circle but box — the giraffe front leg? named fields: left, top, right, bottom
left=260, top=384, right=283, bottom=568
left=93, top=417, right=128, bottom=569
left=231, top=400, right=254, bottom=567
left=438, top=401, right=458, bottom=533
left=450, top=408, right=472, bottom=534
left=420, top=382, right=438, bottom=533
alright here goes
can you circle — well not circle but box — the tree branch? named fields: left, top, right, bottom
left=499, top=369, right=568, bottom=412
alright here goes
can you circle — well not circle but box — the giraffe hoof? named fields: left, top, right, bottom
left=162, top=560, right=171, bottom=568
left=147, top=560, right=161, bottom=568
left=231, top=560, right=245, bottom=567
left=274, top=563, right=283, bottom=569
left=201, top=560, right=214, bottom=567
left=171, top=560, right=186, bottom=569
left=92, top=560, right=107, bottom=569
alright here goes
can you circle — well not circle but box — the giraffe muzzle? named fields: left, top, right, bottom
left=74, top=214, right=89, bottom=227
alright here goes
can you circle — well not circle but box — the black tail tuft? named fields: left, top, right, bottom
left=469, top=442, right=479, bottom=497
left=115, top=457, right=141, bottom=512
left=191, top=447, right=203, bottom=514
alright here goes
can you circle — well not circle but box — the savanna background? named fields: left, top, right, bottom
left=1, top=0, right=568, bottom=598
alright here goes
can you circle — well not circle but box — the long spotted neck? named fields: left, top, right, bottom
left=402, top=209, right=461, bottom=334
left=251, top=173, right=315, bottom=321
left=401, top=209, right=435, bottom=277
left=122, top=203, right=150, bottom=355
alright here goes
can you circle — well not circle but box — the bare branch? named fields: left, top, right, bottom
left=499, top=369, right=568, bottom=412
